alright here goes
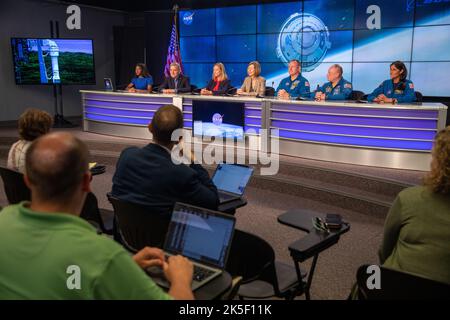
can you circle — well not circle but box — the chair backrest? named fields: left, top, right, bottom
left=349, top=90, right=365, bottom=101
left=265, top=86, right=275, bottom=97
left=107, top=195, right=170, bottom=251
left=0, top=167, right=31, bottom=204
left=356, top=264, right=450, bottom=300
left=415, top=91, right=423, bottom=102
left=225, top=229, right=280, bottom=294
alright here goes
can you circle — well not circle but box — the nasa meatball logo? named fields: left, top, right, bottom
left=212, top=113, right=224, bottom=126
left=276, top=13, right=331, bottom=72
left=182, top=11, right=194, bottom=25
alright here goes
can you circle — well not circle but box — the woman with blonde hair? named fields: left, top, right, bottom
left=201, top=62, right=231, bottom=96
left=379, top=126, right=450, bottom=285
left=7, top=108, right=53, bottom=173
left=237, top=61, right=266, bottom=97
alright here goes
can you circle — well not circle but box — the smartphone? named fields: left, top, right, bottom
left=325, top=214, right=343, bottom=229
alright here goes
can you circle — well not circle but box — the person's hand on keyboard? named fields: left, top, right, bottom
left=132, top=247, right=165, bottom=269
left=163, top=255, right=194, bottom=287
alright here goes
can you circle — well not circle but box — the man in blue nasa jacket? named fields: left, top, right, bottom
left=367, top=61, right=416, bottom=104
left=276, top=59, right=311, bottom=100
left=314, top=64, right=353, bottom=101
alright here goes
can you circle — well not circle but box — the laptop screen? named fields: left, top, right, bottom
left=212, top=164, right=254, bottom=195
left=165, top=203, right=235, bottom=269
left=104, top=78, right=113, bottom=91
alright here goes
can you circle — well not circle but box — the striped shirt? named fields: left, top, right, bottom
left=7, top=140, right=32, bottom=173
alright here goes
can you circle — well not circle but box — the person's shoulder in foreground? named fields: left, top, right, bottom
left=0, top=202, right=171, bottom=300
left=0, top=131, right=194, bottom=300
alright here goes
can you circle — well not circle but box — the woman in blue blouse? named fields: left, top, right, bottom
left=126, top=63, right=153, bottom=93
left=367, top=61, right=415, bottom=104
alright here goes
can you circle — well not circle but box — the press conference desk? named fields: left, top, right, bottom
left=80, top=90, right=447, bottom=171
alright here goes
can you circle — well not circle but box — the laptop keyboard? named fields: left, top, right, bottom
left=193, top=265, right=215, bottom=282
left=219, top=192, right=237, bottom=202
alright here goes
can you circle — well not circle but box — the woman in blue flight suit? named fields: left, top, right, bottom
left=368, top=61, right=415, bottom=104
left=126, top=63, right=153, bottom=93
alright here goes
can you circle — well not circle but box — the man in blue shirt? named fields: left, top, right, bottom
left=276, top=59, right=310, bottom=100
left=314, top=64, right=353, bottom=101
left=126, top=63, right=153, bottom=93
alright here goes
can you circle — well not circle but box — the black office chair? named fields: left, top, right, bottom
left=107, top=195, right=170, bottom=252
left=415, top=91, right=423, bottom=102
left=0, top=166, right=31, bottom=204
left=349, top=90, right=365, bottom=101
left=225, top=229, right=307, bottom=300
left=356, top=264, right=450, bottom=300
left=265, top=87, right=275, bottom=97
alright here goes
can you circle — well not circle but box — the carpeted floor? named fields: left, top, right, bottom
left=0, top=125, right=409, bottom=300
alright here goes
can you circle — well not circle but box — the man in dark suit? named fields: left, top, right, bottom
left=111, top=105, right=219, bottom=216
left=159, top=63, right=191, bottom=94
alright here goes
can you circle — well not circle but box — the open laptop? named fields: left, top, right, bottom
left=212, top=163, right=254, bottom=204
left=104, top=78, right=114, bottom=91
left=147, top=203, right=235, bottom=291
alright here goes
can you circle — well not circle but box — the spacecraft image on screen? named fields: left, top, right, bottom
left=192, top=100, right=245, bottom=140
left=11, top=38, right=95, bottom=85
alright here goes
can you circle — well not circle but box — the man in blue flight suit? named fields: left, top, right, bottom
left=276, top=59, right=310, bottom=100
left=314, top=64, right=352, bottom=101
left=367, top=61, right=416, bottom=104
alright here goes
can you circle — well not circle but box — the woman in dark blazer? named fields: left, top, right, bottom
left=201, top=62, right=231, bottom=96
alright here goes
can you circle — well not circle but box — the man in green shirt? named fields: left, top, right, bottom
left=0, top=132, right=194, bottom=299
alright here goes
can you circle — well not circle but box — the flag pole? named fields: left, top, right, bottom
left=173, top=4, right=183, bottom=74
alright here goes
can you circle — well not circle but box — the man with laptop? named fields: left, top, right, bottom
left=211, top=163, right=253, bottom=204
left=148, top=203, right=236, bottom=291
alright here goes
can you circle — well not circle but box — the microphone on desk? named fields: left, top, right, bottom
left=226, top=87, right=237, bottom=96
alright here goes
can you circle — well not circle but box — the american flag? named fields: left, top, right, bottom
left=164, top=16, right=183, bottom=77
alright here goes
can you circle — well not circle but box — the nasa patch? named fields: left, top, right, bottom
left=409, top=83, right=414, bottom=89
left=344, top=83, right=352, bottom=89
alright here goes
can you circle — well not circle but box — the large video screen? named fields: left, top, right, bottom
left=193, top=100, right=245, bottom=140
left=11, top=38, right=95, bottom=85
left=180, top=0, right=450, bottom=97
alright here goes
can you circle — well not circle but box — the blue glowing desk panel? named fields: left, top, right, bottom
left=81, top=90, right=447, bottom=170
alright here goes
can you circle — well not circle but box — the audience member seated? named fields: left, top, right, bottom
left=111, top=104, right=219, bottom=215
left=159, top=62, right=191, bottom=94
left=7, top=108, right=52, bottom=173
left=6, top=109, right=106, bottom=232
left=0, top=132, right=194, bottom=299
left=200, top=62, right=231, bottom=96
left=379, top=126, right=450, bottom=285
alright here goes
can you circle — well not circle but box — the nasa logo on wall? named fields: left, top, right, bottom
left=276, top=13, right=331, bottom=72
left=183, top=11, right=195, bottom=25
left=212, top=113, right=223, bottom=126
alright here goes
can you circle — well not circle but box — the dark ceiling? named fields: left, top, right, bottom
left=54, top=0, right=292, bottom=12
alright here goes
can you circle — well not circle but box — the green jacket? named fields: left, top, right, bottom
left=380, top=186, right=450, bottom=285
